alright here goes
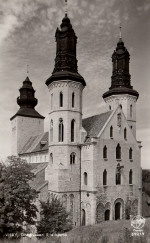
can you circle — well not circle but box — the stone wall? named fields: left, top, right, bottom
left=11, top=116, right=44, bottom=156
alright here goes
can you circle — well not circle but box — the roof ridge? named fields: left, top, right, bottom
left=82, top=110, right=113, bottom=140
left=83, top=110, right=112, bottom=121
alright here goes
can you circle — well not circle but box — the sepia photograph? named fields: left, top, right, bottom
left=0, top=0, right=150, bottom=242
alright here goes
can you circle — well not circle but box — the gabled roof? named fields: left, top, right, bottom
left=19, top=132, right=48, bottom=155
left=82, top=111, right=112, bottom=139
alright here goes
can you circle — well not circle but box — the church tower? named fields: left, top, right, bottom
left=103, top=34, right=139, bottom=137
left=45, top=14, right=86, bottom=226
left=10, top=76, right=44, bottom=156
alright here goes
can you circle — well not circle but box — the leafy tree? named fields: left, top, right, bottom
left=142, top=170, right=150, bottom=197
left=0, top=156, right=38, bottom=237
left=37, top=194, right=72, bottom=235
left=142, top=170, right=150, bottom=183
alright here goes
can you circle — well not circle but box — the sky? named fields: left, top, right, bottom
left=0, top=0, right=150, bottom=168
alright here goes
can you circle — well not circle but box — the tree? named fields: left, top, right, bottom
left=37, top=194, right=72, bottom=235
left=0, top=156, right=38, bottom=237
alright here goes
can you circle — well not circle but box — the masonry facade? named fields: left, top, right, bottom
left=10, top=14, right=142, bottom=226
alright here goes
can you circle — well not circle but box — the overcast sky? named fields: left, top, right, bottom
left=0, top=0, right=150, bottom=168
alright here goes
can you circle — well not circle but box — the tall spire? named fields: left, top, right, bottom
left=103, top=33, right=139, bottom=99
left=46, top=14, right=86, bottom=86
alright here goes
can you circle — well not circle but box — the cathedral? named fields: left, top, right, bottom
left=10, top=13, right=142, bottom=226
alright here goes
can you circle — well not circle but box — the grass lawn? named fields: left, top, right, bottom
left=65, top=218, right=150, bottom=243
left=1, top=218, right=149, bottom=243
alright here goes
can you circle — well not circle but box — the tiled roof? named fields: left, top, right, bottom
left=29, top=163, right=48, bottom=191
left=19, top=132, right=48, bottom=154
left=82, top=111, right=112, bottom=139
left=10, top=107, right=45, bottom=120
left=30, top=162, right=48, bottom=175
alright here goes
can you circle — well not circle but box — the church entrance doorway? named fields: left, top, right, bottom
left=104, top=209, right=110, bottom=221
left=81, top=209, right=86, bottom=226
left=115, top=202, right=121, bottom=220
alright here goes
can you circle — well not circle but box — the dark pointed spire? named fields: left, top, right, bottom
left=103, top=35, right=139, bottom=99
left=10, top=76, right=44, bottom=120
left=17, top=76, right=38, bottom=108
left=45, top=15, right=86, bottom=87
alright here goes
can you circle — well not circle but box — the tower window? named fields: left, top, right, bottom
left=51, top=93, right=53, bottom=109
left=116, top=169, right=121, bottom=185
left=130, top=105, right=132, bottom=118
left=103, top=169, right=107, bottom=185
left=71, top=119, right=75, bottom=142
left=129, top=148, right=133, bottom=160
left=120, top=104, right=122, bottom=109
left=84, top=172, right=88, bottom=185
left=103, top=146, right=107, bottom=159
left=117, top=113, right=121, bottom=127
left=72, top=92, right=75, bottom=107
left=110, top=126, right=113, bottom=138
left=129, top=169, right=133, bottom=184
left=50, top=153, right=53, bottom=164
left=59, top=118, right=64, bottom=142
left=130, top=126, right=132, bottom=130
left=116, top=144, right=121, bottom=160
left=60, top=92, right=63, bottom=107
left=109, top=105, right=111, bottom=110
left=50, top=120, right=53, bottom=142
left=124, top=128, right=127, bottom=140
left=70, top=152, right=76, bottom=164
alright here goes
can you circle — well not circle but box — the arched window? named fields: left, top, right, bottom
left=81, top=209, right=86, bottom=226
left=50, top=120, right=53, bottom=142
left=129, top=169, right=133, bottom=184
left=59, top=118, right=64, bottom=142
left=120, top=104, right=122, bottom=109
left=115, top=202, right=121, bottom=220
left=84, top=172, right=88, bottom=185
left=50, top=153, right=53, bottom=164
left=116, top=170, right=121, bottom=185
left=124, top=128, right=127, bottom=140
left=109, top=105, right=111, bottom=110
left=105, top=210, right=110, bottom=221
left=110, top=126, right=113, bottom=138
left=51, top=93, right=53, bottom=109
left=72, top=92, right=75, bottom=107
left=130, top=126, right=132, bottom=130
left=70, top=152, right=75, bottom=164
left=71, top=119, right=75, bottom=142
left=60, top=92, right=63, bottom=107
left=103, top=146, right=107, bottom=159
left=116, top=144, right=121, bottom=160
left=129, top=148, right=133, bottom=160
left=130, top=104, right=132, bottom=118
left=103, top=169, right=107, bottom=186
